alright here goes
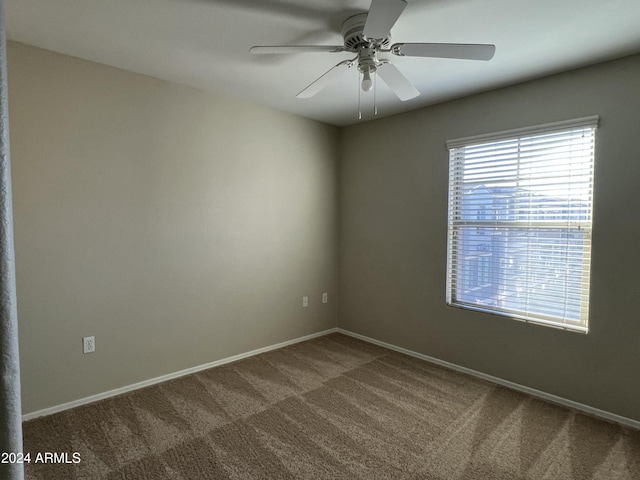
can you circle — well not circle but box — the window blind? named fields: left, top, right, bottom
left=446, top=117, right=598, bottom=332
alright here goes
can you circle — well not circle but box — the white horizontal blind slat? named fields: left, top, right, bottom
left=445, top=119, right=597, bottom=332
left=446, top=116, right=599, bottom=149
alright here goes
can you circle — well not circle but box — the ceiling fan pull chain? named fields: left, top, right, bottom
left=374, top=71, right=378, bottom=116
left=358, top=71, right=362, bottom=120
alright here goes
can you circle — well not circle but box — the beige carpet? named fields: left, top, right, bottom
left=22, top=333, right=640, bottom=479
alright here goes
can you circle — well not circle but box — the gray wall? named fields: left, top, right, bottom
left=8, top=42, right=339, bottom=414
left=339, top=54, right=640, bottom=421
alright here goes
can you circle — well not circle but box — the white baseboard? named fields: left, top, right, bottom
left=337, top=328, right=640, bottom=430
left=22, top=328, right=339, bottom=422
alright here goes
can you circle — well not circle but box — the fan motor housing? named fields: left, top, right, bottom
left=341, top=13, right=391, bottom=52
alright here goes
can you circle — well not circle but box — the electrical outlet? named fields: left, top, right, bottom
left=322, top=292, right=328, bottom=304
left=83, top=336, right=95, bottom=354
left=302, top=296, right=309, bottom=308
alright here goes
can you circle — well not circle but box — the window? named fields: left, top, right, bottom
left=446, top=117, right=598, bottom=332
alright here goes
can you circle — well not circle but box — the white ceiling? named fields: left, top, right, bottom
left=6, top=0, right=640, bottom=126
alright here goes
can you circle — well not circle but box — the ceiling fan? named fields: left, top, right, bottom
left=250, top=0, right=496, bottom=101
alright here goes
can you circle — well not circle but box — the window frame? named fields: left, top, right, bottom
left=445, top=116, right=598, bottom=333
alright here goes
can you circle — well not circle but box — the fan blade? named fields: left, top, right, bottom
left=297, top=60, right=355, bottom=98
left=250, top=45, right=346, bottom=54
left=376, top=62, right=419, bottom=101
left=363, top=0, right=407, bottom=40
left=392, top=43, right=496, bottom=61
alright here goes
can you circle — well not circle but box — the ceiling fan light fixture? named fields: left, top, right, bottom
left=357, top=45, right=378, bottom=93
left=361, top=68, right=374, bottom=92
